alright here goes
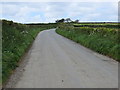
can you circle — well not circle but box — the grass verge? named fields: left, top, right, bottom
left=2, top=20, right=56, bottom=84
left=56, top=24, right=119, bottom=61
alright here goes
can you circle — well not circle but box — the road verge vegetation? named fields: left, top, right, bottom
left=56, top=23, right=119, bottom=61
left=2, top=20, right=56, bottom=84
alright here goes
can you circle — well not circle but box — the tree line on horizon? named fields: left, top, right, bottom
left=55, top=18, right=79, bottom=23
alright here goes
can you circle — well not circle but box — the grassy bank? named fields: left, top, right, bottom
left=2, top=20, right=56, bottom=84
left=56, top=24, right=119, bottom=61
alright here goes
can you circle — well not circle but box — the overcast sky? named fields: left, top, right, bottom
left=0, top=1, right=118, bottom=23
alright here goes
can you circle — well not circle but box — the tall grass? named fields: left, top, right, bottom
left=56, top=24, right=119, bottom=61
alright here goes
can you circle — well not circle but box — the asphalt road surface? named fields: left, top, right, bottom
left=14, top=29, right=118, bottom=88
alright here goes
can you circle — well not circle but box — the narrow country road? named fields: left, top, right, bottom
left=10, top=29, right=118, bottom=88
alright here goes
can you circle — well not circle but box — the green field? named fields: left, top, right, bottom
left=56, top=23, right=119, bottom=61
left=2, top=20, right=57, bottom=84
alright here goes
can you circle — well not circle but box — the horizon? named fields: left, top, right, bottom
left=1, top=19, right=119, bottom=24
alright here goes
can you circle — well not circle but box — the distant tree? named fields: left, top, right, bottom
left=74, top=19, right=79, bottom=23
left=55, top=20, right=59, bottom=23
left=71, top=19, right=79, bottom=23
left=55, top=18, right=65, bottom=23
left=65, top=18, right=72, bottom=23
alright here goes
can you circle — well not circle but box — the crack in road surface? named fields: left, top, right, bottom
left=6, top=29, right=118, bottom=88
